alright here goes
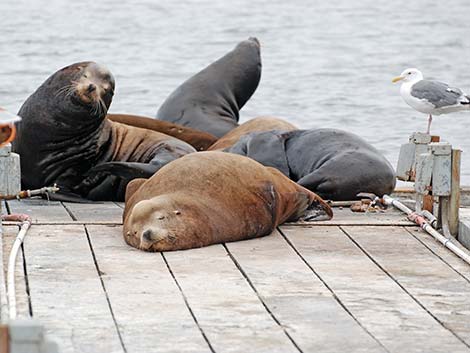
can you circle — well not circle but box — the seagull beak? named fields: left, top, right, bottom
left=392, top=76, right=404, bottom=83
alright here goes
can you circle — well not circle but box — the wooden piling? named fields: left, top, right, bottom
left=449, top=149, right=461, bottom=236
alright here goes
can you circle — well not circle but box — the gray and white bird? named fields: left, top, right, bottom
left=392, top=68, right=470, bottom=134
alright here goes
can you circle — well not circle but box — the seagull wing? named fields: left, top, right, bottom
left=411, top=80, right=468, bottom=108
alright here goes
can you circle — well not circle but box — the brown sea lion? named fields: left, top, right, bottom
left=156, top=37, right=262, bottom=138
left=123, top=152, right=333, bottom=252
left=107, top=113, right=217, bottom=151
left=13, top=62, right=196, bottom=201
left=208, top=116, right=297, bottom=151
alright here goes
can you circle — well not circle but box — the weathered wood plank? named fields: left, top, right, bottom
left=343, top=225, right=470, bottom=347
left=86, top=225, right=211, bottom=353
left=2, top=225, right=30, bottom=319
left=6, top=199, right=72, bottom=223
left=280, top=225, right=470, bottom=353
left=226, top=230, right=386, bottom=353
left=24, top=224, right=124, bottom=353
left=63, top=202, right=123, bottom=223
left=287, top=208, right=414, bottom=226
left=406, top=227, right=470, bottom=282
left=164, top=244, right=300, bottom=353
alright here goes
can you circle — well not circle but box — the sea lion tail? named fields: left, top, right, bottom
left=287, top=191, right=333, bottom=222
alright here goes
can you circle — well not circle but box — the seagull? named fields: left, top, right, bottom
left=392, top=68, right=470, bottom=134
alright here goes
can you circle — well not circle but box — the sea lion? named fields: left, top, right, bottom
left=107, top=113, right=217, bottom=151
left=156, top=37, right=262, bottom=138
left=13, top=62, right=196, bottom=201
left=123, top=152, right=333, bottom=252
left=225, top=129, right=396, bottom=201
left=208, top=116, right=297, bottom=151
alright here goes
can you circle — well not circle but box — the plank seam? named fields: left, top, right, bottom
left=20, top=243, right=33, bottom=317
left=84, top=225, right=128, bottom=353
left=222, top=243, right=304, bottom=353
left=114, top=202, right=125, bottom=210
left=403, top=227, right=470, bottom=284
left=161, top=253, right=216, bottom=353
left=339, top=226, right=470, bottom=349
left=277, top=227, right=391, bottom=353
left=60, top=202, right=77, bottom=221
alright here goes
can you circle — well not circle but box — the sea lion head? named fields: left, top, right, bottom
left=52, top=61, right=115, bottom=117
left=124, top=196, right=191, bottom=252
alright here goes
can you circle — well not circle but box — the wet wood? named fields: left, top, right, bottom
left=280, top=225, right=470, bottom=353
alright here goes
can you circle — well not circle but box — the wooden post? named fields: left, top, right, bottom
left=0, top=324, right=8, bottom=353
left=449, top=149, right=461, bottom=236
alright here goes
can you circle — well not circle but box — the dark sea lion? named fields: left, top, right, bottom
left=208, top=116, right=297, bottom=151
left=13, top=62, right=196, bottom=201
left=107, top=113, right=217, bottom=151
left=225, top=128, right=396, bottom=201
left=123, top=152, right=333, bottom=252
left=156, top=37, right=262, bottom=138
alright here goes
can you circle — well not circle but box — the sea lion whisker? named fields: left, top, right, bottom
left=54, top=84, right=75, bottom=98
left=98, top=98, right=107, bottom=115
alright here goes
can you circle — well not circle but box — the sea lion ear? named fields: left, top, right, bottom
left=125, top=178, right=147, bottom=204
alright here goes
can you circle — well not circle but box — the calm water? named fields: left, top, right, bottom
left=1, top=0, right=470, bottom=183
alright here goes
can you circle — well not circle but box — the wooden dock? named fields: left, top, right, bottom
left=2, top=199, right=470, bottom=353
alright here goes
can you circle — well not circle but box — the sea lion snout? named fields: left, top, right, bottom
left=74, top=62, right=115, bottom=110
left=139, top=227, right=170, bottom=251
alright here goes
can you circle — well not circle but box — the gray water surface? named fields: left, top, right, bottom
left=1, top=0, right=470, bottom=182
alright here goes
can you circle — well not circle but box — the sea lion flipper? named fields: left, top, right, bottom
left=157, top=37, right=262, bottom=137
left=87, top=162, right=163, bottom=180
left=125, top=178, right=147, bottom=204
left=226, top=131, right=290, bottom=176
left=45, top=191, right=95, bottom=203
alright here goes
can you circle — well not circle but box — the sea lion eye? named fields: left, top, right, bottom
left=84, top=74, right=88, bottom=78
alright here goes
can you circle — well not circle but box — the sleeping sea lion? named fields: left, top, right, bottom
left=225, top=128, right=396, bottom=201
left=123, top=152, right=332, bottom=251
left=208, top=116, right=297, bottom=151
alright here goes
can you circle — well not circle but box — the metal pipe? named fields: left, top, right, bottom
left=3, top=214, right=32, bottom=320
left=421, top=210, right=437, bottom=228
left=0, top=185, right=59, bottom=200
left=383, top=195, right=470, bottom=265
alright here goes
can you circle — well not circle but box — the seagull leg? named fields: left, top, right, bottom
left=426, top=114, right=432, bottom=134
